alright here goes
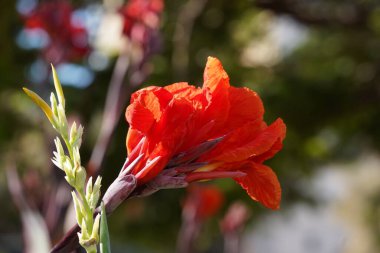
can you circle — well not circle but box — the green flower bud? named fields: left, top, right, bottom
left=71, top=191, right=84, bottom=226
left=73, top=147, right=81, bottom=167
left=76, top=125, right=83, bottom=147
left=57, top=104, right=68, bottom=138
left=90, top=176, right=102, bottom=209
left=63, top=160, right=75, bottom=186
left=69, top=122, right=84, bottom=148
left=69, top=122, right=77, bottom=145
left=91, top=214, right=101, bottom=243
left=86, top=177, right=93, bottom=197
left=75, top=166, right=87, bottom=192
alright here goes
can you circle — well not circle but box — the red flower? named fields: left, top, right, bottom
left=125, top=57, right=286, bottom=209
left=183, top=184, right=224, bottom=221
left=120, top=0, right=163, bottom=47
left=23, top=0, right=89, bottom=63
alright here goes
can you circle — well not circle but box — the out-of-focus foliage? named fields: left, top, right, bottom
left=2, top=0, right=380, bottom=252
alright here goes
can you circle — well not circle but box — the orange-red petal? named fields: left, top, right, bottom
left=126, top=87, right=173, bottom=134
left=224, top=86, right=264, bottom=131
left=209, top=118, right=286, bottom=163
left=126, top=128, right=144, bottom=154
left=203, top=57, right=229, bottom=92
left=234, top=162, right=281, bottom=210
left=125, top=98, right=156, bottom=133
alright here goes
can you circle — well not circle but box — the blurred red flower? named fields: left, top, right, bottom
left=120, top=0, right=163, bottom=47
left=125, top=57, right=286, bottom=209
left=183, top=184, right=224, bottom=221
left=23, top=0, right=89, bottom=63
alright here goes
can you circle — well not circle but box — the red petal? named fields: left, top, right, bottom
left=235, top=162, right=281, bottom=210
left=252, top=138, right=283, bottom=164
left=209, top=118, right=286, bottom=163
left=135, top=98, right=196, bottom=183
left=165, top=82, right=197, bottom=97
left=126, top=128, right=143, bottom=154
left=125, top=99, right=155, bottom=133
left=224, top=86, right=264, bottom=131
left=203, top=57, right=229, bottom=92
left=201, top=57, right=231, bottom=135
left=152, top=97, right=195, bottom=152
left=126, top=87, right=173, bottom=134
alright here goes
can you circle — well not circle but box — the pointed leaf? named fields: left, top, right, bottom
left=51, top=64, right=65, bottom=108
left=100, top=202, right=111, bottom=253
left=23, top=87, right=55, bottom=125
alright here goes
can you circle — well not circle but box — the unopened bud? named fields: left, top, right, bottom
left=63, top=160, right=74, bottom=186
left=72, top=147, right=81, bottom=167
left=86, top=177, right=93, bottom=198
left=76, top=125, right=83, bottom=147
left=71, top=191, right=84, bottom=226
left=75, top=166, right=87, bottom=191
left=54, top=137, right=65, bottom=157
left=57, top=104, right=68, bottom=137
left=69, top=122, right=77, bottom=145
left=90, top=176, right=102, bottom=210
left=91, top=214, right=101, bottom=243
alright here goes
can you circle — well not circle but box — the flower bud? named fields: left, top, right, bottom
left=91, top=176, right=102, bottom=210
left=91, top=214, right=101, bottom=243
left=69, top=122, right=77, bottom=145
left=85, top=177, right=93, bottom=197
left=71, top=191, right=84, bottom=226
left=72, top=147, right=81, bottom=167
left=57, top=104, right=68, bottom=137
left=63, top=160, right=75, bottom=186
left=75, top=166, right=87, bottom=192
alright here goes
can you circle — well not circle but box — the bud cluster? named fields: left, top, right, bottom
left=24, top=66, right=102, bottom=253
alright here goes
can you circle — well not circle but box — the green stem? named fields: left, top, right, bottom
left=85, top=244, right=97, bottom=253
left=62, top=137, right=74, bottom=164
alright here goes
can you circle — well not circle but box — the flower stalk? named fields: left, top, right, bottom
left=23, top=66, right=102, bottom=253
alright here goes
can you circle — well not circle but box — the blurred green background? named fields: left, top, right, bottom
left=2, top=0, right=380, bottom=252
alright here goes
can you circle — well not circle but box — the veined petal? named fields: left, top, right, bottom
left=252, top=138, right=283, bottom=164
left=203, top=57, right=229, bottom=92
left=125, top=99, right=155, bottom=133
left=126, top=87, right=173, bottom=134
left=165, top=82, right=199, bottom=97
left=151, top=97, right=195, bottom=151
left=234, top=162, right=281, bottom=210
left=199, top=120, right=264, bottom=162
left=224, top=86, right=264, bottom=130
left=208, top=118, right=286, bottom=163
left=165, top=82, right=204, bottom=109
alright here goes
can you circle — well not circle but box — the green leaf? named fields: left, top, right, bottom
left=100, top=202, right=111, bottom=253
left=23, top=87, right=55, bottom=126
left=51, top=64, right=65, bottom=108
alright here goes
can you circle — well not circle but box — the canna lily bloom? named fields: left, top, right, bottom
left=124, top=57, right=286, bottom=209
left=23, top=0, right=89, bottom=63
left=120, top=0, right=163, bottom=48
